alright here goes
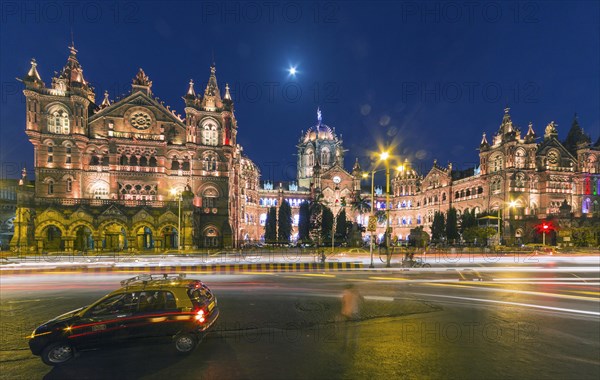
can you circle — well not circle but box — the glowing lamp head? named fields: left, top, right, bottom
left=170, top=188, right=177, bottom=196
left=288, top=66, right=297, bottom=76
left=380, top=151, right=389, bottom=161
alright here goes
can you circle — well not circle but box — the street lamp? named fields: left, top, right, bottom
left=362, top=171, right=376, bottom=268
left=380, top=151, right=392, bottom=267
left=170, top=188, right=182, bottom=252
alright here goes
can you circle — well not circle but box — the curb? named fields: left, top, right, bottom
left=0, top=262, right=364, bottom=275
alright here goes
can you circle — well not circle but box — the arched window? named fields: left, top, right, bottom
left=306, top=150, right=314, bottom=167
left=47, top=179, right=54, bottom=195
left=92, top=183, right=109, bottom=199
left=515, top=149, right=526, bottom=168
left=171, top=158, right=180, bottom=170
left=47, top=106, right=70, bottom=134
left=203, top=154, right=217, bottom=171
left=202, top=122, right=218, bottom=146
left=321, top=147, right=330, bottom=166
left=47, top=144, right=54, bottom=163
left=202, top=187, right=219, bottom=208
left=66, top=178, right=72, bottom=193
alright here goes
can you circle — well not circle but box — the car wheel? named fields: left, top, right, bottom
left=423, top=263, right=431, bottom=268
left=41, top=342, right=75, bottom=366
left=174, top=333, right=198, bottom=354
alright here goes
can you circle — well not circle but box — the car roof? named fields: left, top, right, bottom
left=114, top=274, right=206, bottom=293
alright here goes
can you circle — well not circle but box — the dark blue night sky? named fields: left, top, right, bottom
left=1, top=1, right=599, bottom=182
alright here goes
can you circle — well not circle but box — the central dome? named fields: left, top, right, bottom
left=303, top=123, right=335, bottom=142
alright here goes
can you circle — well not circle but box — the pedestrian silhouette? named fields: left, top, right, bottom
left=340, top=284, right=364, bottom=351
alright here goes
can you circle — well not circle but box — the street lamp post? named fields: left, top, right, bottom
left=363, top=171, right=376, bottom=268
left=380, top=152, right=392, bottom=267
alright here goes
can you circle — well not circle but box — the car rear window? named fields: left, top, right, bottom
left=188, top=285, right=213, bottom=307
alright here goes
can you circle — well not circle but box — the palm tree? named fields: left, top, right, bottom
left=351, top=194, right=371, bottom=221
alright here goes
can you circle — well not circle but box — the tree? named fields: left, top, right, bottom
left=408, top=226, right=430, bottom=247
left=335, top=209, right=348, bottom=242
left=463, top=226, right=497, bottom=246
left=446, top=207, right=459, bottom=243
left=431, top=211, right=446, bottom=242
left=309, top=193, right=327, bottom=245
left=298, top=201, right=310, bottom=242
left=321, top=207, right=334, bottom=241
left=278, top=200, right=292, bottom=243
left=460, top=208, right=477, bottom=234
left=351, top=194, right=371, bottom=220
left=264, top=207, right=277, bottom=243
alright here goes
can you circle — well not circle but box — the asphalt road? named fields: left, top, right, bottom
left=1, top=264, right=599, bottom=380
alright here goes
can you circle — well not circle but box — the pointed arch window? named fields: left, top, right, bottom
left=47, top=180, right=54, bottom=195
left=66, top=178, right=72, bottom=193
left=515, top=149, right=526, bottom=169
left=321, top=147, right=330, bottom=166
left=306, top=150, right=314, bottom=167
left=47, top=106, right=70, bottom=134
left=202, top=122, right=218, bottom=146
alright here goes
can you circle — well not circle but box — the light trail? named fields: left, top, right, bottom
left=412, top=293, right=600, bottom=317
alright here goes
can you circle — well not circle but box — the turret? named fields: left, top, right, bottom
left=525, top=122, right=536, bottom=143
left=21, top=59, right=44, bottom=88
left=202, top=64, right=222, bottom=111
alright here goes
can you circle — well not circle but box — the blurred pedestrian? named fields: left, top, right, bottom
left=340, top=284, right=363, bottom=350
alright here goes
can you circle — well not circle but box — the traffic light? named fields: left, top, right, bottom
left=542, top=223, right=549, bottom=230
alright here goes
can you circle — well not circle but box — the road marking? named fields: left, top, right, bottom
left=368, top=276, right=409, bottom=281
left=298, top=273, right=336, bottom=278
left=413, top=293, right=600, bottom=316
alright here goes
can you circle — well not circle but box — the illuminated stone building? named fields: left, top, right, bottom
left=9, top=47, right=600, bottom=251
left=11, top=46, right=259, bottom=251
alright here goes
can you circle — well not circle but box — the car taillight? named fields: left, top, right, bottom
left=195, top=309, right=206, bottom=323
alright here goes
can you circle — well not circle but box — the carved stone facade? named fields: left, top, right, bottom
left=10, top=48, right=600, bottom=251
left=12, top=46, right=259, bottom=251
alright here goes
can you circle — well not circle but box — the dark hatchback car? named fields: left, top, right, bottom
left=28, top=274, right=219, bottom=366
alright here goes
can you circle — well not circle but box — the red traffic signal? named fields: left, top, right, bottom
left=542, top=223, right=549, bottom=230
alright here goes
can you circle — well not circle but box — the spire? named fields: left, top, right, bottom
left=22, top=58, right=44, bottom=85
left=132, top=68, right=152, bottom=95
left=317, top=107, right=322, bottom=125
left=49, top=44, right=94, bottom=101
left=224, top=83, right=232, bottom=100
left=204, top=64, right=221, bottom=98
left=563, top=113, right=591, bottom=155
left=498, top=107, right=514, bottom=135
left=352, top=157, right=361, bottom=172
left=480, top=132, right=490, bottom=150
left=100, top=90, right=111, bottom=109
left=525, top=121, right=536, bottom=143
left=186, top=79, right=196, bottom=97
